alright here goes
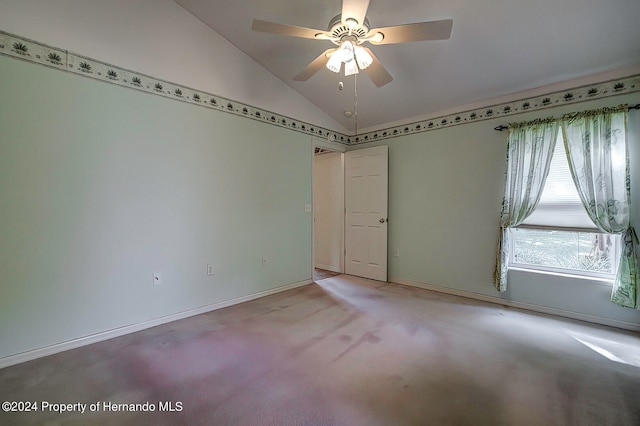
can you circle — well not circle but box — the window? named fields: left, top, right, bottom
left=509, top=133, right=619, bottom=278
left=511, top=228, right=618, bottom=276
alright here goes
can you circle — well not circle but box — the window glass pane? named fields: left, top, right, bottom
left=511, top=228, right=616, bottom=275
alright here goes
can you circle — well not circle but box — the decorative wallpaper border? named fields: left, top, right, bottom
left=1, top=29, right=638, bottom=146
left=0, top=30, right=348, bottom=144
left=349, top=74, right=640, bottom=145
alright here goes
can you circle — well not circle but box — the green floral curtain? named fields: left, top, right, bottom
left=562, top=105, right=639, bottom=309
left=494, top=118, right=558, bottom=291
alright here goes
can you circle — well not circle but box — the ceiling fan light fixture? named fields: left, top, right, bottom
left=344, top=59, right=359, bottom=76
left=341, top=40, right=355, bottom=60
left=326, top=52, right=342, bottom=73
left=354, top=46, right=372, bottom=69
left=326, top=40, right=356, bottom=73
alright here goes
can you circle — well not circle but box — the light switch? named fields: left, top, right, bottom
left=304, top=204, right=312, bottom=213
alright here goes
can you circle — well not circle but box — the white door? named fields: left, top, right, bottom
left=345, top=145, right=388, bottom=281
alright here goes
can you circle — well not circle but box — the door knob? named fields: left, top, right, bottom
left=379, top=218, right=387, bottom=223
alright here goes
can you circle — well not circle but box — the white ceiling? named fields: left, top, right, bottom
left=174, top=0, right=640, bottom=132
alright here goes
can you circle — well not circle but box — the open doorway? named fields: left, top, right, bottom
left=312, top=139, right=345, bottom=282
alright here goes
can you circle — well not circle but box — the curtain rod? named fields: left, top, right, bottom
left=493, top=103, right=640, bottom=131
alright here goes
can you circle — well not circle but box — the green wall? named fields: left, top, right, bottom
left=0, top=55, right=313, bottom=359
left=387, top=122, right=505, bottom=289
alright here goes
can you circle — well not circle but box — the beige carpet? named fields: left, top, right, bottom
left=1, top=275, right=639, bottom=425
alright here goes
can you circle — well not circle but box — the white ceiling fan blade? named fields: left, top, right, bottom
left=293, top=49, right=337, bottom=81
left=252, top=19, right=327, bottom=40
left=342, top=0, right=370, bottom=27
left=368, top=19, right=453, bottom=44
left=361, top=47, right=393, bottom=87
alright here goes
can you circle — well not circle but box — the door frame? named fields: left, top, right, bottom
left=311, top=138, right=346, bottom=281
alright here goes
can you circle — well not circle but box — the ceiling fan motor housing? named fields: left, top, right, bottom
left=327, top=14, right=370, bottom=44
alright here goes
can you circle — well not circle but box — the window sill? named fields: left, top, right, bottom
left=508, top=266, right=614, bottom=286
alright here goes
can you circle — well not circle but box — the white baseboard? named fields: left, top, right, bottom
left=314, top=263, right=341, bottom=273
left=391, top=277, right=640, bottom=332
left=0, top=279, right=312, bottom=369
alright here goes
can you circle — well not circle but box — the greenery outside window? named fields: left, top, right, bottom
left=510, top=228, right=619, bottom=278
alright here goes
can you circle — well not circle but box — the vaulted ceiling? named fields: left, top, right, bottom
left=174, top=0, right=640, bottom=132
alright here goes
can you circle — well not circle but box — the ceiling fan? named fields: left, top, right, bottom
left=251, top=0, right=453, bottom=87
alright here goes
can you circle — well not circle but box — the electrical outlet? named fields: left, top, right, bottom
left=262, top=256, right=268, bottom=267
left=153, top=273, right=162, bottom=286
left=394, top=249, right=400, bottom=257
left=207, top=264, right=214, bottom=276
left=304, top=204, right=312, bottom=213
